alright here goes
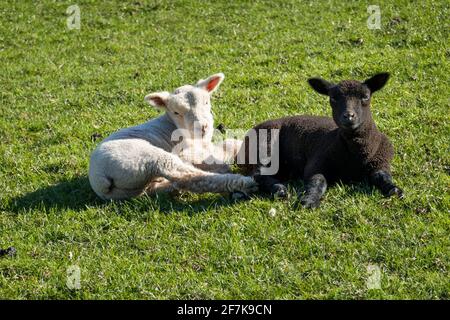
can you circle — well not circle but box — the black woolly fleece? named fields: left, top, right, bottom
left=238, top=114, right=394, bottom=184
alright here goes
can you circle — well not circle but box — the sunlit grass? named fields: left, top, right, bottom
left=0, top=0, right=448, bottom=299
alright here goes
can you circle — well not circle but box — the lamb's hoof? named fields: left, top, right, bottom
left=386, top=186, right=404, bottom=199
left=299, top=195, right=321, bottom=209
left=230, top=191, right=250, bottom=202
left=270, top=183, right=288, bottom=199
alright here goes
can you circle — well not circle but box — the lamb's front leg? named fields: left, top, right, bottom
left=254, top=175, right=288, bottom=198
left=370, top=170, right=403, bottom=198
left=299, top=174, right=328, bottom=209
left=251, top=166, right=288, bottom=198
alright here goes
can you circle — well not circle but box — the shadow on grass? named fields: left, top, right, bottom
left=5, top=175, right=238, bottom=216
left=6, top=175, right=378, bottom=216
left=287, top=179, right=377, bottom=197
left=6, top=176, right=102, bottom=213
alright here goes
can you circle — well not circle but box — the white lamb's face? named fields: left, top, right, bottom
left=145, top=73, right=224, bottom=142
left=165, top=85, right=213, bottom=140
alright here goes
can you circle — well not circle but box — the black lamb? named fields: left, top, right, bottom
left=237, top=72, right=403, bottom=208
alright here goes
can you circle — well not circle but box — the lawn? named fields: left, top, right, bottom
left=0, top=0, right=448, bottom=299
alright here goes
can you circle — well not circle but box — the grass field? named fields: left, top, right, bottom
left=0, top=0, right=449, bottom=299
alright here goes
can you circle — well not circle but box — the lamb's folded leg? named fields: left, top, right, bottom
left=155, top=151, right=258, bottom=194
left=369, top=170, right=403, bottom=198
left=299, top=173, right=327, bottom=208
left=252, top=169, right=288, bottom=198
left=257, top=176, right=288, bottom=198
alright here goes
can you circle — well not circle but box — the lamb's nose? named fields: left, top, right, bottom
left=343, top=112, right=355, bottom=120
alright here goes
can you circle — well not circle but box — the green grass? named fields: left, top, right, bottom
left=0, top=0, right=449, bottom=299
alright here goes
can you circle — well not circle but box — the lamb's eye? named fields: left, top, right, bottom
left=173, top=111, right=180, bottom=116
left=330, top=97, right=336, bottom=103
left=362, top=95, right=370, bottom=101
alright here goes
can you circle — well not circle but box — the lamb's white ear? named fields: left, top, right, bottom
left=196, top=73, right=225, bottom=94
left=144, top=91, right=170, bottom=109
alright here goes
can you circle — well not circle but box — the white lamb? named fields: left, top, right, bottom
left=88, top=73, right=257, bottom=200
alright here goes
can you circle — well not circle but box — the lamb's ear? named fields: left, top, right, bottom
left=196, top=73, right=225, bottom=94
left=307, top=78, right=333, bottom=96
left=364, top=73, right=390, bottom=93
left=144, top=91, right=170, bottom=109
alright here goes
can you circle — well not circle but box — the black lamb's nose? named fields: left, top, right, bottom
left=343, top=112, right=355, bottom=120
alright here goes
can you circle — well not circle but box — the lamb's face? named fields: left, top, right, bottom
left=145, top=73, right=225, bottom=142
left=308, top=73, right=390, bottom=131
left=329, top=81, right=371, bottom=130
left=164, top=85, right=213, bottom=141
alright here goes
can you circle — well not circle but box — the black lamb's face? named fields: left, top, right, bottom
left=328, top=81, right=371, bottom=130
left=307, top=73, right=390, bottom=132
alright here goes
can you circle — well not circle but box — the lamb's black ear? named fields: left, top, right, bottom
left=308, top=78, right=333, bottom=96
left=364, top=73, right=390, bottom=93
